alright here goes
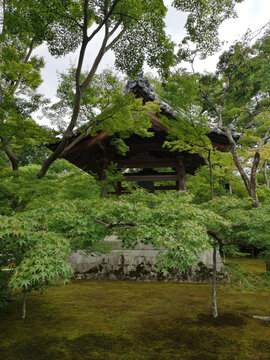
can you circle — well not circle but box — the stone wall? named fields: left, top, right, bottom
left=68, top=237, right=229, bottom=283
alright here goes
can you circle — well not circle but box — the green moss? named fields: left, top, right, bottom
left=1, top=259, right=270, bottom=360
left=227, top=257, right=266, bottom=275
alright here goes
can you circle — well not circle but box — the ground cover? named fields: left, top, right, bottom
left=0, top=258, right=270, bottom=360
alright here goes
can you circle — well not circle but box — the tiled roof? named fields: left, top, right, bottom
left=125, top=73, right=241, bottom=140
left=125, top=72, right=174, bottom=116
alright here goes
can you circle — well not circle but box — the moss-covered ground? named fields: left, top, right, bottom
left=1, top=259, right=270, bottom=360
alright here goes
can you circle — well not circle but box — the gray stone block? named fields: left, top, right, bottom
left=67, top=242, right=229, bottom=283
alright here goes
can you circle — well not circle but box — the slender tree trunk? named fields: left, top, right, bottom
left=0, top=3, right=19, bottom=170
left=37, top=81, right=83, bottom=178
left=226, top=130, right=253, bottom=195
left=208, top=151, right=215, bottom=200
left=216, top=110, right=260, bottom=206
left=22, top=291, right=27, bottom=319
left=37, top=0, right=114, bottom=179
left=212, top=247, right=218, bottom=318
left=250, top=151, right=260, bottom=208
left=0, top=6, right=33, bottom=172
left=223, top=128, right=261, bottom=207
left=263, top=160, right=270, bottom=189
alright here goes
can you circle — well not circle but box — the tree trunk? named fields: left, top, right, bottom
left=224, top=128, right=260, bottom=207
left=37, top=7, right=110, bottom=179
left=263, top=161, right=270, bottom=189
left=37, top=88, right=82, bottom=178
left=212, top=247, right=218, bottom=318
left=0, top=18, right=20, bottom=172
left=0, top=139, right=20, bottom=170
left=249, top=127, right=270, bottom=207
left=226, top=131, right=253, bottom=195
left=250, top=151, right=260, bottom=208
left=22, top=291, right=27, bottom=319
left=207, top=151, right=215, bottom=200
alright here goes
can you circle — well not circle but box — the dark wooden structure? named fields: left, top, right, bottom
left=48, top=74, right=240, bottom=194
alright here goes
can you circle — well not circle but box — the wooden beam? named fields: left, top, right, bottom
left=127, top=143, right=165, bottom=151
left=61, top=131, right=108, bottom=158
left=145, top=111, right=168, bottom=132
left=117, top=158, right=179, bottom=169
left=124, top=174, right=178, bottom=182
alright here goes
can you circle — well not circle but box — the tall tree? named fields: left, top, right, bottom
left=152, top=70, right=226, bottom=200
left=0, top=0, right=66, bottom=170
left=197, top=28, right=270, bottom=207
left=43, top=68, right=160, bottom=141
left=35, top=0, right=244, bottom=178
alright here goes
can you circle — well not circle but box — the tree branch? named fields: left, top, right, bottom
left=81, top=19, right=109, bottom=92
left=108, top=20, right=122, bottom=38
left=112, top=12, right=151, bottom=36
left=263, top=160, right=270, bottom=188
left=93, top=219, right=137, bottom=228
left=105, top=28, right=125, bottom=52
left=87, top=0, right=120, bottom=42
left=10, top=39, right=35, bottom=94
left=60, top=123, right=95, bottom=157
left=207, top=229, right=224, bottom=246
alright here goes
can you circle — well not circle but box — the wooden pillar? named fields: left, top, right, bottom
left=98, top=158, right=109, bottom=198
left=115, top=181, right=122, bottom=196
left=176, top=158, right=186, bottom=191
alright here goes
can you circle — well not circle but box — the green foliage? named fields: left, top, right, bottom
left=202, top=30, right=270, bottom=147
left=78, top=190, right=232, bottom=272
left=226, top=261, right=270, bottom=291
left=174, top=0, right=244, bottom=56
left=182, top=28, right=270, bottom=207
left=1, top=160, right=270, bottom=313
left=0, top=162, right=99, bottom=215
left=3, top=0, right=83, bottom=55
left=155, top=70, right=213, bottom=157
left=222, top=245, right=249, bottom=258
left=202, top=197, right=270, bottom=263
left=0, top=0, right=59, bottom=169
left=44, top=68, right=160, bottom=138
left=186, top=164, right=243, bottom=203
left=102, top=163, right=124, bottom=192
left=112, top=0, right=174, bottom=77
left=0, top=213, right=73, bottom=296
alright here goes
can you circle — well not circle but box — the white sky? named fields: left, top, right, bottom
left=34, top=0, right=270, bottom=124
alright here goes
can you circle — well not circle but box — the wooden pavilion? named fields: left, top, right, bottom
left=48, top=74, right=240, bottom=194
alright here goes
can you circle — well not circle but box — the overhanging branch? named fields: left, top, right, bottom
left=93, top=219, right=137, bottom=228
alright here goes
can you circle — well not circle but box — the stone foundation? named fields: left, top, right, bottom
left=68, top=239, right=229, bottom=283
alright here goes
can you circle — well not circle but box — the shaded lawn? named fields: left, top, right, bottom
left=1, top=263, right=270, bottom=360
left=228, top=257, right=266, bottom=275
